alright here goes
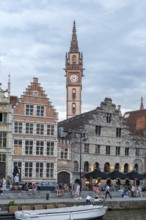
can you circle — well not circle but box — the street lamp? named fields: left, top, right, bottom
left=79, top=130, right=86, bottom=192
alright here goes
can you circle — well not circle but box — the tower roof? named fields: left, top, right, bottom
left=140, top=97, right=144, bottom=110
left=70, top=21, right=79, bottom=52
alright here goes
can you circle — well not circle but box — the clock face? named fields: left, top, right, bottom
left=70, top=74, right=78, bottom=82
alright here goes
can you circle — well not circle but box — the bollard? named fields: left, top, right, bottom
left=46, top=193, right=49, bottom=200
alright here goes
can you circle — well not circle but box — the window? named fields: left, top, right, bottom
left=33, top=90, right=38, bottom=96
left=124, top=163, right=129, bottom=173
left=115, top=163, right=120, bottom=171
left=135, top=148, right=139, bottom=156
left=84, top=161, right=89, bottom=172
left=106, top=145, right=110, bottom=155
left=94, top=162, right=99, bottom=170
left=47, top=142, right=54, bottom=156
left=14, top=140, right=22, bottom=154
left=72, top=103, right=76, bottom=114
left=47, top=125, right=54, bottom=136
left=37, top=106, right=44, bottom=117
left=116, top=128, right=121, bottom=137
left=125, top=147, right=129, bottom=156
left=46, top=163, right=54, bottom=178
left=26, top=105, right=34, bottom=116
left=0, top=132, right=7, bottom=148
left=95, top=145, right=100, bottom=154
left=116, top=146, right=120, bottom=155
left=106, top=113, right=111, bottom=123
left=95, top=125, right=101, bottom=135
left=25, top=140, right=33, bottom=155
left=14, top=122, right=22, bottom=133
left=74, top=161, right=78, bottom=172
left=36, top=141, right=44, bottom=155
left=61, top=148, right=68, bottom=159
left=72, top=55, right=76, bottom=63
left=0, top=113, right=7, bottom=123
left=25, top=162, right=33, bottom=177
left=26, top=123, right=33, bottom=134
left=36, top=162, right=43, bottom=178
left=0, top=154, right=6, bottom=161
left=72, top=88, right=76, bottom=99
left=84, top=144, right=89, bottom=153
left=36, top=124, right=44, bottom=135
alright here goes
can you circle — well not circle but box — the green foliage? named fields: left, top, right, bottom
left=142, top=185, right=146, bottom=191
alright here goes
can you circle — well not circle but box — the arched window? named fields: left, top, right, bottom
left=134, top=164, right=138, bottom=172
left=84, top=161, right=89, bottom=173
left=72, top=103, right=76, bottom=114
left=124, top=163, right=129, bottom=173
left=74, top=161, right=78, bottom=172
left=104, top=162, right=110, bottom=173
left=72, top=88, right=76, bottom=99
left=72, top=55, right=76, bottom=64
left=93, top=162, right=100, bottom=170
left=115, top=163, right=120, bottom=171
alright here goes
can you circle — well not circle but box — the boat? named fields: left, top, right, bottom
left=15, top=204, right=108, bottom=220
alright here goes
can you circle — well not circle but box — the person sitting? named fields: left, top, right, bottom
left=86, top=194, right=92, bottom=205
left=32, top=182, right=37, bottom=195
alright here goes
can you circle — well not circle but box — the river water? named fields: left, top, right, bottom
left=7, top=209, right=146, bottom=220
left=104, top=209, right=146, bottom=220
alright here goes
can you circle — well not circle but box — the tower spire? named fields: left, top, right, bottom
left=140, top=97, right=144, bottom=110
left=70, top=21, right=79, bottom=52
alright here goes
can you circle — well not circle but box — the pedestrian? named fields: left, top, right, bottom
left=14, top=173, right=19, bottom=186
left=131, top=184, right=135, bottom=197
left=74, top=182, right=81, bottom=200
left=86, top=194, right=92, bottom=205
left=2, top=177, right=7, bottom=191
left=105, top=184, right=112, bottom=199
left=137, top=185, right=142, bottom=197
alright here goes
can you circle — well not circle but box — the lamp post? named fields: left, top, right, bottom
left=79, top=130, right=86, bottom=192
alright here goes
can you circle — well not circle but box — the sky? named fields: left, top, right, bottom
left=0, top=0, right=146, bottom=121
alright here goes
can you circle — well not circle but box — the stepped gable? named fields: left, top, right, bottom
left=124, top=109, right=146, bottom=137
left=13, top=77, right=58, bottom=119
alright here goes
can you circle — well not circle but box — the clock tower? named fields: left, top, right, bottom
left=65, top=21, right=84, bottom=119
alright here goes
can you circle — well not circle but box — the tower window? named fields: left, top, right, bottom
left=72, top=103, right=76, bottom=114
left=72, top=88, right=76, bottom=99
left=72, top=55, right=76, bottom=64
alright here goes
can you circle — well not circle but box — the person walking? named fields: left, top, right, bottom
left=105, top=184, right=112, bottom=199
left=74, top=182, right=81, bottom=200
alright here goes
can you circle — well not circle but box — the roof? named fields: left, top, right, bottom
left=124, top=109, right=146, bottom=137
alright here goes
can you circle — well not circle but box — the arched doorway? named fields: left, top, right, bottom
left=58, top=171, right=70, bottom=184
